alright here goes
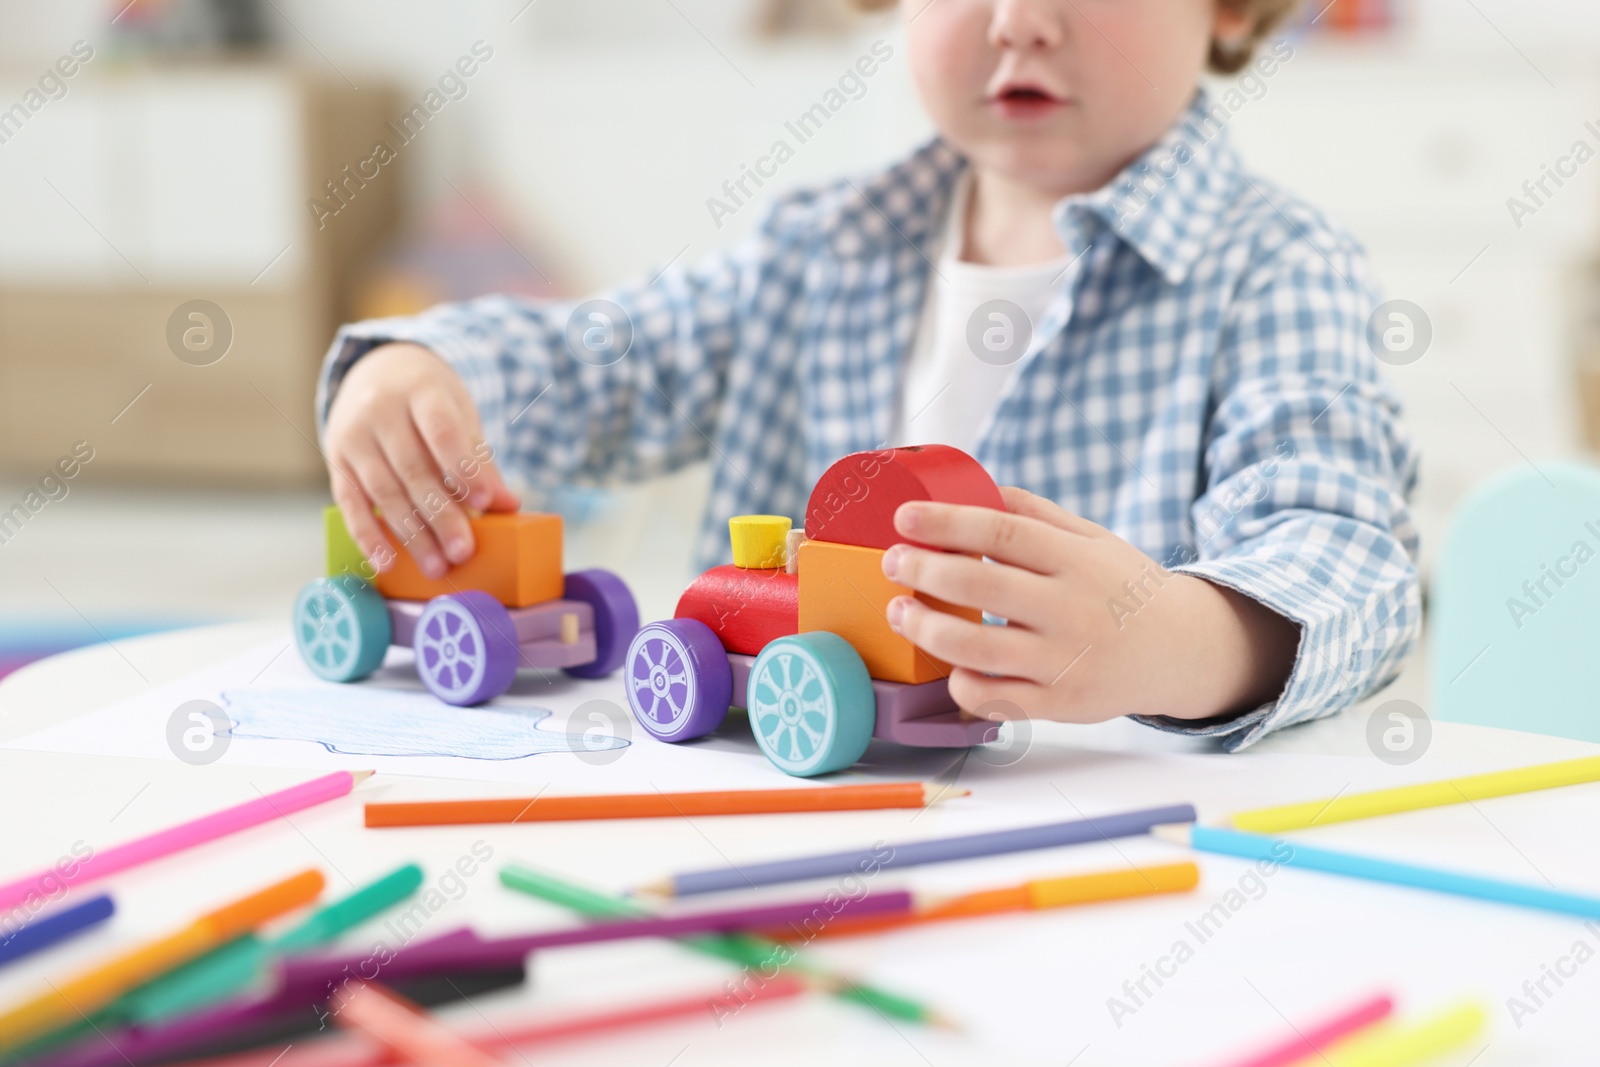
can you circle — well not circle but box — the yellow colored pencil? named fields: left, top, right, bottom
left=1295, top=1001, right=1485, bottom=1067
left=0, top=869, right=324, bottom=1054
left=1230, top=755, right=1600, bottom=833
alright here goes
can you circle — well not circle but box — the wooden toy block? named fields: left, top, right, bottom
left=796, top=539, right=978, bottom=685
left=804, top=445, right=1005, bottom=552
left=324, top=505, right=370, bottom=579
left=785, top=528, right=806, bottom=575
left=373, top=512, right=564, bottom=608
left=675, top=564, right=799, bottom=657
left=729, top=515, right=792, bottom=569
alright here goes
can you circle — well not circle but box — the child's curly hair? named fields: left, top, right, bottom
left=842, top=0, right=1303, bottom=76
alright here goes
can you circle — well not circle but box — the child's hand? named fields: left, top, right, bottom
left=881, top=487, right=1299, bottom=724
left=324, top=342, right=519, bottom=578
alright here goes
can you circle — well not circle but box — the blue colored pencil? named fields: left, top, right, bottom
left=1155, top=824, right=1600, bottom=920
left=0, top=896, right=115, bottom=968
left=639, top=803, right=1198, bottom=897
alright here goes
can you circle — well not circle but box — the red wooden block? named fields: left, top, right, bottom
left=803, top=445, right=1004, bottom=551
left=674, top=564, right=799, bottom=657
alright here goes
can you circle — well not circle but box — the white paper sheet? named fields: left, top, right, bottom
left=2, top=636, right=978, bottom=791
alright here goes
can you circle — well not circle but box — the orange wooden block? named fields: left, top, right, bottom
left=796, top=539, right=977, bottom=684
left=374, top=512, right=564, bottom=608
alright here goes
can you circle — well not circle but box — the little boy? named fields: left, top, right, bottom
left=317, top=0, right=1418, bottom=750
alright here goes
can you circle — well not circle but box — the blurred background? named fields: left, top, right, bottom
left=1, top=0, right=1598, bottom=708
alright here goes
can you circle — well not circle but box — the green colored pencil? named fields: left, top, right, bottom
left=498, top=864, right=952, bottom=1027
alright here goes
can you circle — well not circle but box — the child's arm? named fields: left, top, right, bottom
left=881, top=238, right=1419, bottom=750
left=316, top=245, right=755, bottom=576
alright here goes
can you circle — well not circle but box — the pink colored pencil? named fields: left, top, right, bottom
left=1208, top=993, right=1394, bottom=1067
left=0, top=771, right=370, bottom=913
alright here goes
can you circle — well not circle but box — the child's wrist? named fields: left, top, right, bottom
left=1160, top=576, right=1299, bottom=721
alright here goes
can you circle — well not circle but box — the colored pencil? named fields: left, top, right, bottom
left=335, top=982, right=507, bottom=1067
left=287, top=887, right=916, bottom=978
left=640, top=803, right=1197, bottom=897
left=121, top=863, right=424, bottom=1023
left=365, top=781, right=966, bottom=827
left=1229, top=754, right=1600, bottom=833
left=1156, top=823, right=1600, bottom=920
left=499, top=864, right=952, bottom=1027
left=167, top=978, right=809, bottom=1067
left=0, top=895, right=114, bottom=969
left=765, top=862, right=1200, bottom=940
left=1307, top=1000, right=1485, bottom=1067
left=1206, top=992, right=1392, bottom=1067
left=29, top=954, right=528, bottom=1067
left=0, top=869, right=324, bottom=1054
left=0, top=772, right=369, bottom=915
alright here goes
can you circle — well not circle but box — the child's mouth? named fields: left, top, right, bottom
left=990, top=85, right=1065, bottom=120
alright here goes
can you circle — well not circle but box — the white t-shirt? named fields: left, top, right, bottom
left=891, top=173, right=1072, bottom=452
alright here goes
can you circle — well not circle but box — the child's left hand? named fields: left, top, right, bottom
left=881, top=487, right=1300, bottom=725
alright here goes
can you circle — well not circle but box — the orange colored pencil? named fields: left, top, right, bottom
left=0, top=869, right=324, bottom=1054
left=365, top=781, right=966, bottom=827
left=764, top=862, right=1200, bottom=940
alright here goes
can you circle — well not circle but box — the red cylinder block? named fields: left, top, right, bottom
left=674, top=565, right=799, bottom=656
left=803, top=445, right=1005, bottom=552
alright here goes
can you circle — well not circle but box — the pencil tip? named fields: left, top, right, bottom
left=926, top=1011, right=962, bottom=1031
left=1148, top=822, right=1193, bottom=845
left=634, top=879, right=675, bottom=898
left=349, top=770, right=377, bottom=785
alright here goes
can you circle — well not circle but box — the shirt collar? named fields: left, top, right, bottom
left=825, top=90, right=1241, bottom=286
left=1055, top=90, right=1244, bottom=287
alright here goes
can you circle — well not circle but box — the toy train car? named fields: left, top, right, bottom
left=293, top=507, right=638, bottom=704
left=624, top=445, right=1002, bottom=777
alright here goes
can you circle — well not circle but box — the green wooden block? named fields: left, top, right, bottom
left=325, top=504, right=369, bottom=580
left=1432, top=462, right=1600, bottom=742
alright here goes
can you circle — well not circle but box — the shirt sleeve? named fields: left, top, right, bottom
left=1133, top=240, right=1422, bottom=752
left=315, top=237, right=758, bottom=493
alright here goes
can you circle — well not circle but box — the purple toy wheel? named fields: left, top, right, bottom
left=624, top=619, right=731, bottom=742
left=413, top=592, right=519, bottom=705
left=562, top=569, right=640, bottom=679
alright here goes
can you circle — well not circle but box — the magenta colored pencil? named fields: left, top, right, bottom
left=0, top=770, right=370, bottom=913
left=1208, top=992, right=1394, bottom=1067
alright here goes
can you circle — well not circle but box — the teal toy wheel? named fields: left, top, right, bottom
left=747, top=633, right=874, bottom=777
left=293, top=576, right=392, bottom=682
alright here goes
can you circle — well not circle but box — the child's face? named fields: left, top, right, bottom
left=904, top=0, right=1247, bottom=196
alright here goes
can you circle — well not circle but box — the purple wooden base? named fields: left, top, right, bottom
left=388, top=598, right=597, bottom=669
left=728, top=653, right=998, bottom=749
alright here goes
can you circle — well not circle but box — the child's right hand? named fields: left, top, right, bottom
left=323, top=342, right=519, bottom=579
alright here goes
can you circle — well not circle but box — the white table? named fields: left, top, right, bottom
left=2, top=623, right=1598, bottom=1065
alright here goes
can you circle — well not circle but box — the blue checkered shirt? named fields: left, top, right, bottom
left=320, top=92, right=1420, bottom=750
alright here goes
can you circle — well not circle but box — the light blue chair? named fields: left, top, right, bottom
left=1432, top=462, right=1600, bottom=741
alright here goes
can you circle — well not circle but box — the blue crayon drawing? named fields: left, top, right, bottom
left=218, top=688, right=629, bottom=761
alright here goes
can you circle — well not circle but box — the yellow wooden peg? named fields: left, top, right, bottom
left=728, top=515, right=792, bottom=569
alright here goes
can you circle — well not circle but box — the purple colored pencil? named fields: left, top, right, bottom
left=285, top=887, right=916, bottom=979
left=39, top=891, right=913, bottom=1067
left=29, top=930, right=509, bottom=1067
left=643, top=803, right=1200, bottom=897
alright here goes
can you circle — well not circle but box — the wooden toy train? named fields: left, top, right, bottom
left=292, top=507, right=639, bottom=704
left=624, top=445, right=1002, bottom=777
